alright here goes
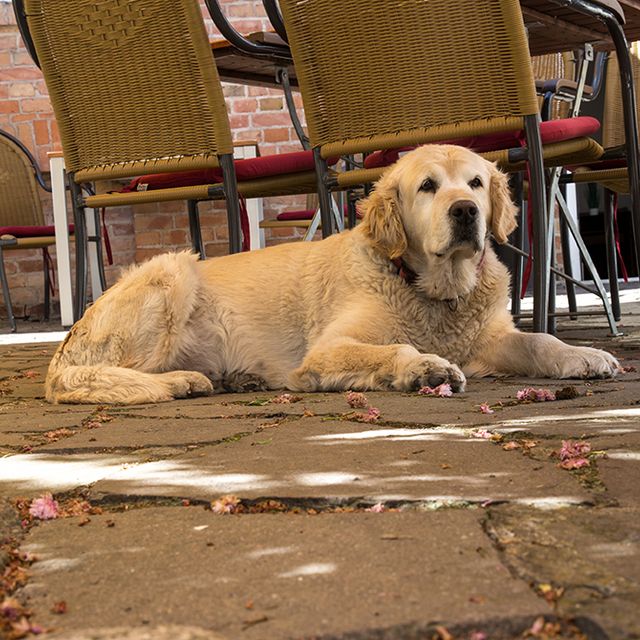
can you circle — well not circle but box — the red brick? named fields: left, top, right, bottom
left=135, top=231, right=163, bottom=246
left=135, top=248, right=165, bottom=263
left=0, top=100, right=19, bottom=114
left=33, top=119, right=49, bottom=146
left=21, top=98, right=53, bottom=113
left=229, top=114, right=250, bottom=129
left=203, top=242, right=230, bottom=258
left=263, top=127, right=291, bottom=143
left=135, top=214, right=173, bottom=231
left=12, top=51, right=36, bottom=66
left=222, top=84, right=247, bottom=98
left=0, top=68, right=42, bottom=81
left=9, top=82, right=35, bottom=98
left=164, top=229, right=189, bottom=246
left=251, top=112, right=293, bottom=127
left=231, top=98, right=258, bottom=113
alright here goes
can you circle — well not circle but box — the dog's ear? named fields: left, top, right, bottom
left=490, top=165, right=518, bottom=244
left=359, top=179, right=408, bottom=259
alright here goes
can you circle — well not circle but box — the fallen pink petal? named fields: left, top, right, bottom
left=358, top=407, right=381, bottom=423
left=516, top=387, right=556, bottom=402
left=479, top=403, right=494, bottom=414
left=560, top=457, right=590, bottom=470
left=365, top=502, right=385, bottom=513
left=418, top=383, right=453, bottom=397
left=345, top=391, right=369, bottom=408
left=560, top=439, right=591, bottom=460
left=271, top=393, right=301, bottom=404
left=28, top=493, right=59, bottom=520
left=211, top=495, right=241, bottom=515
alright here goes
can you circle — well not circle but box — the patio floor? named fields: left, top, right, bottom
left=0, top=294, right=639, bottom=639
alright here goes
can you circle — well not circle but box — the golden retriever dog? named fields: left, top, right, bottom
left=45, top=145, right=619, bottom=404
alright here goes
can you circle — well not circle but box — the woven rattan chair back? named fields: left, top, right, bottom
left=532, top=52, right=574, bottom=120
left=603, top=41, right=640, bottom=149
left=0, top=133, right=44, bottom=228
left=24, top=0, right=233, bottom=182
left=279, top=0, right=540, bottom=157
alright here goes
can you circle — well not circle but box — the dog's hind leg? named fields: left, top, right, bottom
left=46, top=364, right=214, bottom=404
left=45, top=251, right=216, bottom=404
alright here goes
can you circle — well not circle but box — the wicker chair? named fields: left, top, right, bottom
left=570, top=43, right=640, bottom=320
left=22, top=0, right=321, bottom=321
left=0, top=130, right=71, bottom=332
left=279, top=0, right=606, bottom=333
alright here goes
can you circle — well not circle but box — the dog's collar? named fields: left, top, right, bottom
left=391, top=257, right=417, bottom=285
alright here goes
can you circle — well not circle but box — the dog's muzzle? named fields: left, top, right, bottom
left=449, top=199, right=480, bottom=245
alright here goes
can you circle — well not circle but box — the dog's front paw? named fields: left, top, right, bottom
left=557, top=346, right=619, bottom=379
left=395, top=352, right=466, bottom=392
left=162, top=370, right=215, bottom=398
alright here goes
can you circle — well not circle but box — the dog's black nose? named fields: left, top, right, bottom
left=449, top=200, right=478, bottom=226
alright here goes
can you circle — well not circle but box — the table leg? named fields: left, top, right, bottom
left=85, top=207, right=103, bottom=299
left=49, top=155, right=74, bottom=328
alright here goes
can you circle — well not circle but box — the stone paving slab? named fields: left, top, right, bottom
left=484, top=504, right=640, bottom=639
left=90, top=417, right=591, bottom=507
left=35, top=414, right=269, bottom=454
left=21, top=508, right=546, bottom=640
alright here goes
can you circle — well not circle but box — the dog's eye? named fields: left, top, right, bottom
left=468, top=176, right=483, bottom=189
left=419, top=178, right=437, bottom=193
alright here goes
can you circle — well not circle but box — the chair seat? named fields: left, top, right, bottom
left=363, top=116, right=601, bottom=170
left=121, top=151, right=336, bottom=193
left=0, top=224, right=74, bottom=238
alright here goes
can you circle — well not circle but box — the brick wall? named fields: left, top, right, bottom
left=0, top=0, right=309, bottom=321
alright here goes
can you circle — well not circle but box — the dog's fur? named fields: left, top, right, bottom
left=46, top=145, right=619, bottom=404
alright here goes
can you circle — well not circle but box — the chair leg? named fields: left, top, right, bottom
left=0, top=245, right=16, bottom=332
left=218, top=153, right=242, bottom=254
left=69, top=176, right=88, bottom=322
left=558, top=185, right=578, bottom=320
left=187, top=200, right=206, bottom=259
left=603, top=188, right=622, bottom=321
left=509, top=173, right=524, bottom=322
left=92, top=208, right=108, bottom=293
left=43, top=248, right=50, bottom=322
left=313, top=147, right=335, bottom=238
left=556, top=189, right=619, bottom=335
left=524, top=114, right=549, bottom=333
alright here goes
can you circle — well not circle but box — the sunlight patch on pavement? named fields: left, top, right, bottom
left=247, top=546, right=295, bottom=559
left=112, top=462, right=280, bottom=492
left=278, top=562, right=336, bottom=578
left=606, top=450, right=640, bottom=461
left=308, top=427, right=477, bottom=444
left=496, top=407, right=640, bottom=429
left=0, top=331, right=67, bottom=346
left=0, top=454, right=135, bottom=489
left=513, top=496, right=587, bottom=509
left=295, top=472, right=364, bottom=486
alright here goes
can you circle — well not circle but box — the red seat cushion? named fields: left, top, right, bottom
left=121, top=151, right=338, bottom=193
left=363, top=116, right=601, bottom=169
left=0, top=224, right=74, bottom=238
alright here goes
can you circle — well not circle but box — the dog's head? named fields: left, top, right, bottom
left=360, top=145, right=517, bottom=297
